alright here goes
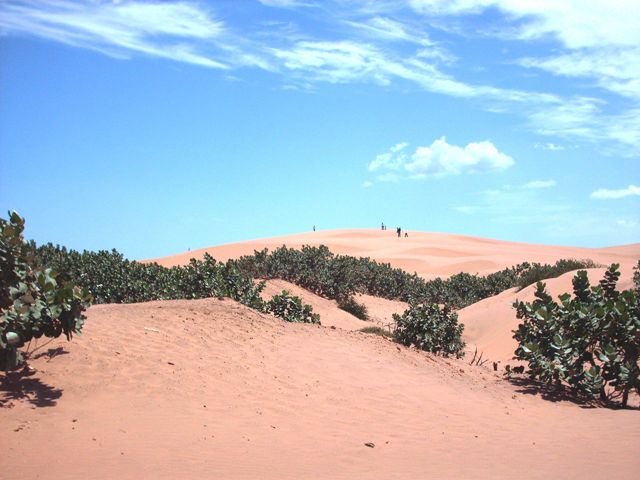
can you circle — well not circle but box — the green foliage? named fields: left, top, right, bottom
left=236, top=245, right=597, bottom=310
left=513, top=264, right=640, bottom=407
left=393, top=303, right=465, bottom=357
left=265, top=290, right=320, bottom=324
left=1, top=212, right=91, bottom=370
left=359, top=326, right=393, bottom=338
left=35, top=238, right=600, bottom=316
left=33, top=245, right=265, bottom=309
left=338, top=296, right=369, bottom=320
left=515, top=258, right=599, bottom=291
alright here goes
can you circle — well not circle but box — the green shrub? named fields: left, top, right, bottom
left=359, top=326, right=393, bottom=338
left=393, top=303, right=465, bottom=357
left=1, top=212, right=91, bottom=370
left=33, top=245, right=265, bottom=309
left=516, top=258, right=599, bottom=291
left=265, top=290, right=320, bottom=324
left=338, top=296, right=369, bottom=320
left=513, top=264, right=640, bottom=407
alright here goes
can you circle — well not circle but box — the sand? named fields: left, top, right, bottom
left=3, top=231, right=639, bottom=479
left=145, top=229, right=640, bottom=279
left=2, top=297, right=638, bottom=479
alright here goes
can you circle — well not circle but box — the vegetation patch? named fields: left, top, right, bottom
left=513, top=263, right=640, bottom=407
left=1, top=213, right=91, bottom=370
left=515, top=258, right=599, bottom=291
left=265, top=290, right=320, bottom=324
left=393, top=303, right=465, bottom=358
left=359, top=326, right=393, bottom=338
left=338, top=296, right=369, bottom=320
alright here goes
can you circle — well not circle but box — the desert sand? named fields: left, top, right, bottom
left=146, top=229, right=640, bottom=279
left=3, top=231, right=639, bottom=479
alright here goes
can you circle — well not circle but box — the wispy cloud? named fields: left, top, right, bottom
left=2, top=0, right=639, bottom=152
left=368, top=137, right=514, bottom=181
left=534, top=142, right=565, bottom=151
left=590, top=185, right=640, bottom=200
left=0, top=0, right=228, bottom=68
left=523, top=180, right=556, bottom=189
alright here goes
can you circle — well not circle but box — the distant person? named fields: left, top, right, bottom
left=397, top=227, right=401, bottom=238
left=404, top=232, right=408, bottom=237
left=381, top=222, right=384, bottom=230
left=313, top=225, right=316, bottom=232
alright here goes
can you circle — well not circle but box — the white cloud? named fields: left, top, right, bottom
left=0, top=1, right=228, bottom=68
left=272, top=41, right=393, bottom=84
left=2, top=0, right=639, bottom=152
left=590, top=185, right=640, bottom=200
left=368, top=142, right=408, bottom=171
left=368, top=137, right=514, bottom=180
left=523, top=180, right=556, bottom=189
left=362, top=180, right=374, bottom=188
left=454, top=205, right=479, bottom=214
left=616, top=219, right=639, bottom=228
left=519, top=48, right=640, bottom=100
left=534, top=142, right=565, bottom=151
left=409, top=1, right=640, bottom=49
left=406, top=137, right=514, bottom=178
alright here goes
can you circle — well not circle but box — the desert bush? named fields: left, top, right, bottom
left=516, top=259, right=599, bottom=291
left=265, top=290, right=320, bottom=324
left=513, top=264, right=640, bottom=406
left=359, top=326, right=393, bottom=338
left=33, top=234, right=601, bottom=320
left=393, top=303, right=465, bottom=357
left=1, top=212, right=91, bottom=370
left=338, top=296, right=369, bottom=320
left=33, top=245, right=265, bottom=309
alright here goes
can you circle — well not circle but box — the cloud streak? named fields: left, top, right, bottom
left=0, top=1, right=228, bottom=68
left=2, top=0, right=639, bottom=152
left=590, top=185, right=640, bottom=200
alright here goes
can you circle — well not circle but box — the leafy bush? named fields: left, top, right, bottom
left=513, top=264, right=640, bottom=407
left=265, top=290, right=320, bottom=324
left=1, top=212, right=92, bottom=370
left=338, top=296, right=369, bottom=320
left=516, top=258, right=599, bottom=291
left=359, top=326, right=393, bottom=338
left=393, top=303, right=465, bottom=357
left=33, top=245, right=265, bottom=309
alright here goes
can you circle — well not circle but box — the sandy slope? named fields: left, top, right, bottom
left=2, top=298, right=638, bottom=479
left=146, top=229, right=640, bottom=279
left=260, top=279, right=407, bottom=332
left=460, top=266, right=637, bottom=365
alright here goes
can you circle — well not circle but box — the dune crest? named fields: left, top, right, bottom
left=147, top=229, right=640, bottom=279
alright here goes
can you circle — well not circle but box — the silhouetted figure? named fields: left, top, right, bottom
left=404, top=232, right=408, bottom=237
left=381, top=222, right=384, bottom=230
left=313, top=225, right=316, bottom=232
left=397, top=227, right=401, bottom=237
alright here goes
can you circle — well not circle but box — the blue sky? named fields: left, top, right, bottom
left=1, top=0, right=638, bottom=259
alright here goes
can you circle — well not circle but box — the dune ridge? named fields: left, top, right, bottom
left=147, top=229, right=640, bottom=279
left=3, top=231, right=639, bottom=479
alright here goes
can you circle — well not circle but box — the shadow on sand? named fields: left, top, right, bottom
left=507, top=376, right=639, bottom=410
left=1, top=367, right=63, bottom=408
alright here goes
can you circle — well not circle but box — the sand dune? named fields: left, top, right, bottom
left=460, top=266, right=638, bottom=365
left=3, top=232, right=639, bottom=478
left=147, top=229, right=640, bottom=279
left=2, top=298, right=638, bottom=479
left=260, top=279, right=406, bottom=332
